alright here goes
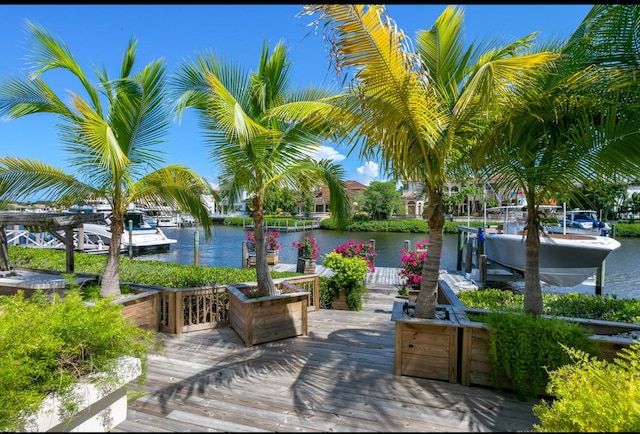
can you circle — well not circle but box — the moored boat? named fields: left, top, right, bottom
left=483, top=206, right=621, bottom=287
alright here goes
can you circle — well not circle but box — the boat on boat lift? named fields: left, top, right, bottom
left=482, top=205, right=621, bottom=287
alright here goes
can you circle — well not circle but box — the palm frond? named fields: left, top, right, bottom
left=0, top=157, right=96, bottom=203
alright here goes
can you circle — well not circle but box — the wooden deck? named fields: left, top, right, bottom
left=114, top=270, right=538, bottom=433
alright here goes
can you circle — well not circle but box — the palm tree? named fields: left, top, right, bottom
left=170, top=40, right=351, bottom=296
left=0, top=21, right=214, bottom=298
left=471, top=4, right=640, bottom=314
left=300, top=5, right=556, bottom=318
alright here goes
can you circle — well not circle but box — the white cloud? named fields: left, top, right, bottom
left=356, top=161, right=379, bottom=185
left=308, top=145, right=347, bottom=162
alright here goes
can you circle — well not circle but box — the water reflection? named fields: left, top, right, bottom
left=136, top=225, right=640, bottom=299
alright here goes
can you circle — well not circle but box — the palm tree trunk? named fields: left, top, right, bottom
left=100, top=217, right=123, bottom=298
left=253, top=195, right=277, bottom=295
left=414, top=187, right=445, bottom=319
left=523, top=200, right=543, bottom=314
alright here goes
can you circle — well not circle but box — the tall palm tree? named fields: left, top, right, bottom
left=170, top=40, right=351, bottom=296
left=471, top=4, right=640, bottom=314
left=300, top=5, right=556, bottom=318
left=0, top=21, right=214, bottom=298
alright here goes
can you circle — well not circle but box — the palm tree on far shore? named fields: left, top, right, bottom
left=471, top=4, right=640, bottom=314
left=0, top=21, right=214, bottom=298
left=170, top=40, right=351, bottom=296
left=300, top=5, right=556, bottom=318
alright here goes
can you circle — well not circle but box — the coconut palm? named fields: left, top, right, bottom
left=300, top=5, right=556, bottom=318
left=170, top=40, right=351, bottom=296
left=0, top=21, right=214, bottom=298
left=471, top=4, right=640, bottom=314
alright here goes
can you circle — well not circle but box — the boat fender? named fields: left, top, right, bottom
left=477, top=227, right=485, bottom=242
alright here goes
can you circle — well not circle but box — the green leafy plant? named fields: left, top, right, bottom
left=293, top=234, right=320, bottom=259
left=533, top=343, right=640, bottom=432
left=480, top=311, right=598, bottom=400
left=459, top=288, right=640, bottom=323
left=0, top=289, right=156, bottom=431
left=322, top=251, right=369, bottom=310
left=332, top=240, right=376, bottom=272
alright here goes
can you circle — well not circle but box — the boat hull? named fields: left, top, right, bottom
left=484, top=233, right=621, bottom=287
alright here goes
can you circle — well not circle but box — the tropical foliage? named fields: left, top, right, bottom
left=170, top=40, right=351, bottom=296
left=470, top=4, right=640, bottom=314
left=300, top=4, right=556, bottom=318
left=0, top=21, right=213, bottom=297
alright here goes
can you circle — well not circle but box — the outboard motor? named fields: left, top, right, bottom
left=600, top=227, right=610, bottom=237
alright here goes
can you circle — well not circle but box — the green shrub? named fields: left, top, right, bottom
left=322, top=252, right=369, bottom=310
left=533, top=343, right=640, bottom=432
left=481, top=311, right=598, bottom=401
left=0, top=289, right=156, bottom=431
left=8, top=245, right=298, bottom=289
left=459, top=288, right=640, bottom=323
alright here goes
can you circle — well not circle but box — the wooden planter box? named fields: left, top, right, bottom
left=296, top=258, right=316, bottom=274
left=331, top=291, right=349, bottom=310
left=266, top=250, right=279, bottom=265
left=391, top=301, right=459, bottom=383
left=22, top=356, right=141, bottom=432
left=457, top=308, right=639, bottom=392
left=228, top=284, right=309, bottom=347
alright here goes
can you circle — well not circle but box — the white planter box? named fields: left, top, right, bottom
left=22, top=356, right=141, bottom=432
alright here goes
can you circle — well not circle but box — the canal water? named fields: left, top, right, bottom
left=135, top=225, right=640, bottom=299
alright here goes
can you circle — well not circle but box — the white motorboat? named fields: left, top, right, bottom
left=483, top=206, right=621, bottom=287
left=141, top=207, right=180, bottom=227
left=545, top=208, right=611, bottom=236
left=82, top=210, right=177, bottom=253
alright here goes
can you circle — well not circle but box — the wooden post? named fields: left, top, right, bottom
left=128, top=219, right=133, bottom=258
left=65, top=228, right=74, bottom=273
left=595, top=261, right=605, bottom=296
left=77, top=226, right=85, bottom=251
left=479, top=254, right=487, bottom=284
left=457, top=229, right=464, bottom=271
left=465, top=241, right=472, bottom=274
left=404, top=240, right=410, bottom=252
left=369, top=238, right=376, bottom=268
left=194, top=231, right=199, bottom=266
left=0, top=226, right=9, bottom=271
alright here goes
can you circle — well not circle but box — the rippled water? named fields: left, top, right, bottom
left=135, top=225, right=640, bottom=299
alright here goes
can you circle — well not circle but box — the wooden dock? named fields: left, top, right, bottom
left=114, top=269, right=537, bottom=432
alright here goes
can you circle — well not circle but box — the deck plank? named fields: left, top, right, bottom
left=116, top=270, right=537, bottom=432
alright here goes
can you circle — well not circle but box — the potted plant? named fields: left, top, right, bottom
left=333, top=239, right=377, bottom=272
left=321, top=251, right=370, bottom=311
left=293, top=234, right=320, bottom=274
left=398, top=239, right=429, bottom=301
left=227, top=281, right=310, bottom=347
left=247, top=230, right=281, bottom=265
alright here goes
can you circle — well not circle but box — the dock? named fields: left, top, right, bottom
left=242, top=218, right=321, bottom=232
left=111, top=268, right=538, bottom=433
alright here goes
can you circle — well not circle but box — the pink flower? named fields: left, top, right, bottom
left=333, top=240, right=376, bottom=272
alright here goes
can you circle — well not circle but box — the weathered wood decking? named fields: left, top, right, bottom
left=114, top=269, right=539, bottom=432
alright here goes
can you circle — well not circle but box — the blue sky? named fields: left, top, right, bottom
left=1, top=4, right=594, bottom=189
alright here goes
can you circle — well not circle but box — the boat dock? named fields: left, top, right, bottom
left=112, top=270, right=534, bottom=433
left=242, top=218, right=321, bottom=232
